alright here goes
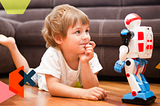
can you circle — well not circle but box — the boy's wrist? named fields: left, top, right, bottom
left=76, top=88, right=86, bottom=99
left=80, top=60, right=89, bottom=65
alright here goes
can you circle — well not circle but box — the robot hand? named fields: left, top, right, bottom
left=114, top=60, right=125, bottom=73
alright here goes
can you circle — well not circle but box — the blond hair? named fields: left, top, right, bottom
left=42, top=4, right=89, bottom=48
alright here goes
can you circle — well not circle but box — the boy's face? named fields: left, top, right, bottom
left=61, top=21, right=90, bottom=55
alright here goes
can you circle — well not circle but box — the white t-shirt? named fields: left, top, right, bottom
left=35, top=47, right=102, bottom=91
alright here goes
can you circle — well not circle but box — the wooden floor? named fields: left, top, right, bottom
left=0, top=77, right=160, bottom=106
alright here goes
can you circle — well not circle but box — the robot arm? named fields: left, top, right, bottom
left=119, top=45, right=128, bottom=61
left=114, top=45, right=128, bottom=73
left=119, top=29, right=134, bottom=61
left=114, top=29, right=132, bottom=73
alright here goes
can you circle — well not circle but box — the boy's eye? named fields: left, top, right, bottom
left=75, top=30, right=80, bottom=34
left=86, top=29, right=89, bottom=33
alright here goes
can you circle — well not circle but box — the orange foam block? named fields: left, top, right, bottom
left=156, top=63, right=160, bottom=69
left=9, top=66, right=24, bottom=98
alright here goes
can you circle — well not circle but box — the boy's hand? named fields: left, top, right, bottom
left=79, top=41, right=96, bottom=63
left=81, top=87, right=107, bottom=101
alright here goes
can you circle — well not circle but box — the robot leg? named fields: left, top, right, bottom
left=124, top=58, right=141, bottom=93
left=122, top=59, right=156, bottom=105
left=139, top=63, right=150, bottom=91
left=140, top=73, right=150, bottom=91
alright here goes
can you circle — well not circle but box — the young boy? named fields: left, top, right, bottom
left=0, top=4, right=107, bottom=100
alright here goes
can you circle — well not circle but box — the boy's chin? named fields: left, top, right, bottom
left=78, top=50, right=85, bottom=54
left=77, top=48, right=86, bottom=54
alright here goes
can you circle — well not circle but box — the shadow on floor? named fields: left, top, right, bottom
left=98, top=75, right=160, bottom=83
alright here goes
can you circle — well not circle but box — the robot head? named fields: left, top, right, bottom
left=124, top=13, right=141, bottom=30
left=121, top=29, right=134, bottom=46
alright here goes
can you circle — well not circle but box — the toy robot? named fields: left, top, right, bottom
left=114, top=13, right=156, bottom=105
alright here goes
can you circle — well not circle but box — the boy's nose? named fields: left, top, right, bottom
left=82, top=34, right=90, bottom=42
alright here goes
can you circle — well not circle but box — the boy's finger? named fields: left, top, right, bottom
left=85, top=44, right=92, bottom=48
left=85, top=50, right=92, bottom=55
left=90, top=96, right=99, bottom=101
left=85, top=46, right=93, bottom=54
left=89, top=41, right=96, bottom=48
left=86, top=47, right=93, bottom=51
left=94, top=89, right=105, bottom=100
left=93, top=92, right=103, bottom=100
left=96, top=87, right=107, bottom=98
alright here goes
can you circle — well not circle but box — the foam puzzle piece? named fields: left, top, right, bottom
left=0, top=0, right=31, bottom=14
left=0, top=81, right=16, bottom=103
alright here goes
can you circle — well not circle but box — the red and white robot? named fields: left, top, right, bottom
left=114, top=13, right=156, bottom=105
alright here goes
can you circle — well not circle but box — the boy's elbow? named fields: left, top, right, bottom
left=48, top=87, right=58, bottom=97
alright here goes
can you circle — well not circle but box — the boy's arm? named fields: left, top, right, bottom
left=79, top=41, right=99, bottom=89
left=45, top=74, right=107, bottom=100
left=45, top=74, right=83, bottom=98
left=81, top=62, right=99, bottom=89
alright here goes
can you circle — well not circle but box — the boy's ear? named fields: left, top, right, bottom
left=53, top=35, right=62, bottom=44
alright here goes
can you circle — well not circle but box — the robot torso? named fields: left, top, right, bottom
left=127, top=26, right=153, bottom=59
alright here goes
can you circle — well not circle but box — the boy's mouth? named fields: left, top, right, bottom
left=80, top=39, right=89, bottom=46
left=80, top=43, right=88, bottom=45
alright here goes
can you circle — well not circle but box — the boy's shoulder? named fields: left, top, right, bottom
left=42, top=47, right=61, bottom=59
left=46, top=46, right=60, bottom=53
